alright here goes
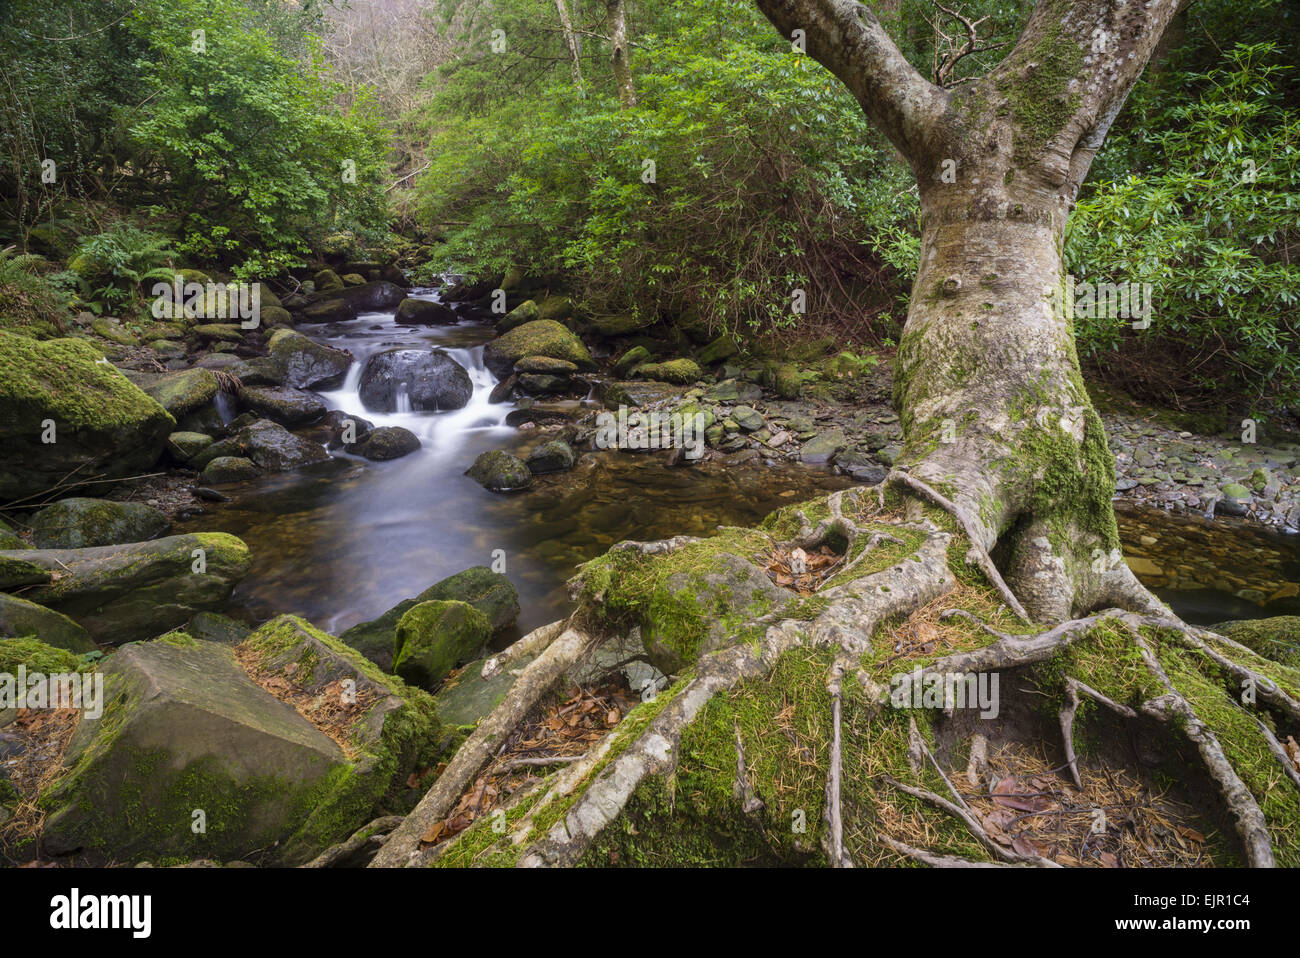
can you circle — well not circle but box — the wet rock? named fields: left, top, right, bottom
left=190, top=324, right=245, bottom=343
left=267, top=329, right=352, bottom=390
left=518, top=373, right=570, bottom=395
left=0, top=593, right=94, bottom=653
left=731, top=405, right=766, bottom=432
left=28, top=498, right=170, bottom=549
left=498, top=299, right=539, bottom=333
left=483, top=320, right=595, bottom=379
left=696, top=335, right=739, bottom=365
left=394, top=298, right=456, bottom=325
left=833, top=449, right=886, bottom=484
left=201, top=456, right=261, bottom=483
left=10, top=532, right=251, bottom=644
left=591, top=312, right=653, bottom=336
left=799, top=430, right=846, bottom=465
left=321, top=410, right=374, bottom=450
left=0, top=333, right=175, bottom=501
left=185, top=611, right=251, bottom=644
left=358, top=348, right=472, bottom=413
left=515, top=355, right=578, bottom=375
left=314, top=268, right=344, bottom=291
left=393, top=600, right=493, bottom=690
left=488, top=375, right=517, bottom=404
left=353, top=426, right=421, bottom=461
left=465, top=450, right=532, bottom=493
left=305, top=280, right=405, bottom=313
left=298, top=298, right=356, bottom=323
left=526, top=440, right=576, bottom=474
left=226, top=356, right=288, bottom=388
left=237, top=385, right=326, bottom=425
left=704, top=378, right=761, bottom=403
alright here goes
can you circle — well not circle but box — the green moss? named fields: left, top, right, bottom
left=996, top=10, right=1086, bottom=168
left=0, top=636, right=90, bottom=674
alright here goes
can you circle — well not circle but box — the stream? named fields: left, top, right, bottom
left=177, top=287, right=1300, bottom=639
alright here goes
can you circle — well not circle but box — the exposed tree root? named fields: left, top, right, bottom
left=304, top=815, right=404, bottom=868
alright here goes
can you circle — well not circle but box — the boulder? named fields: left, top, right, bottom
left=226, top=356, right=287, bottom=387
left=298, top=298, right=356, bottom=324
left=39, top=617, right=442, bottom=865
left=353, top=426, right=421, bottom=461
left=0, top=334, right=174, bottom=501
left=498, top=299, right=539, bottom=333
left=591, top=313, right=653, bottom=336
left=357, top=349, right=472, bottom=413
left=0, top=554, right=51, bottom=589
left=465, top=450, right=532, bottom=493
left=482, top=320, right=595, bottom=379
left=201, top=456, right=261, bottom=484
left=237, top=385, right=326, bottom=425
left=613, top=346, right=652, bottom=378
left=696, top=335, right=739, bottom=365
left=514, top=355, right=578, bottom=375
left=394, top=298, right=456, bottom=326
left=166, top=431, right=215, bottom=464
left=0, top=593, right=94, bottom=653
left=10, top=532, right=252, bottom=644
left=305, top=280, right=405, bottom=313
left=266, top=329, right=352, bottom=390
left=28, top=497, right=170, bottom=549
left=392, top=600, right=492, bottom=690
left=526, top=440, right=576, bottom=474
left=191, top=420, right=328, bottom=472
left=314, top=268, right=344, bottom=291
left=633, top=359, right=701, bottom=385
left=339, top=567, right=519, bottom=669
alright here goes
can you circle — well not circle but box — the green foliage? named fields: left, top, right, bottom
left=1068, top=44, right=1300, bottom=410
left=124, top=0, right=391, bottom=277
left=416, top=0, right=913, bottom=343
left=0, top=246, right=72, bottom=335
left=70, top=224, right=174, bottom=314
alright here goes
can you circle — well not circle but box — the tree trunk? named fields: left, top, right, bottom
left=751, top=0, right=1189, bottom=622
left=553, top=0, right=585, bottom=90
left=606, top=0, right=636, bottom=108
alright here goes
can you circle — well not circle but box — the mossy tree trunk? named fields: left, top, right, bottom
left=753, top=0, right=1186, bottom=620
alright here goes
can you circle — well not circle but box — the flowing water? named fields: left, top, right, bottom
left=177, top=287, right=1299, bottom=639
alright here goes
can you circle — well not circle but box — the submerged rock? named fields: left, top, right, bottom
left=0, top=333, right=174, bottom=501
left=393, top=600, right=492, bottom=690
left=10, top=532, right=252, bottom=644
left=465, top=450, right=532, bottom=493
left=237, top=385, right=326, bottom=425
left=353, top=426, right=421, bottom=461
left=28, top=498, right=170, bottom=550
left=358, top=348, right=473, bottom=413
left=526, top=440, right=576, bottom=474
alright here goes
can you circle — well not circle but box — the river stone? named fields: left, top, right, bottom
left=238, top=385, right=326, bottom=425
left=358, top=348, right=473, bottom=413
left=536, top=296, right=575, bottom=324
left=482, top=320, right=594, bottom=379
left=235, top=419, right=329, bottom=471
left=634, top=359, right=701, bottom=385
left=0, top=593, right=94, bottom=653
left=833, top=449, right=887, bottom=484
left=315, top=269, right=345, bottom=291
left=40, top=618, right=440, bottom=865
left=226, top=356, right=287, bottom=387
left=339, top=567, right=518, bottom=670
left=342, top=273, right=366, bottom=286
left=394, top=298, right=456, bottom=326
left=641, top=552, right=790, bottom=675
left=465, top=450, right=532, bottom=493
left=322, top=410, right=374, bottom=450
left=800, top=430, right=846, bottom=465
left=298, top=298, right=357, bottom=323
left=613, top=345, right=652, bottom=377
left=602, top=381, right=686, bottom=409
left=354, top=426, right=421, bottom=461
left=267, top=329, right=353, bottom=390
left=518, top=373, right=570, bottom=395
left=704, top=378, right=761, bottom=403
left=526, top=440, right=576, bottom=474
left=305, top=280, right=405, bottom=312
left=392, top=600, right=493, bottom=690
left=28, top=498, right=170, bottom=549
left=0, top=333, right=175, bottom=500
left=190, top=324, right=245, bottom=343
left=731, top=405, right=766, bottom=432
left=201, top=456, right=261, bottom=483
left=167, top=431, right=215, bottom=463
left=9, top=532, right=252, bottom=644
left=498, top=299, right=539, bottom=333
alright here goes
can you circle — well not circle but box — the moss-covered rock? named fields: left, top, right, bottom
left=0, top=333, right=175, bottom=501
left=0, top=554, right=51, bottom=589
left=12, top=532, right=252, bottom=644
left=498, top=299, right=539, bottom=332
left=39, top=617, right=443, bottom=865
left=28, top=497, right=169, bottom=549
left=166, top=431, right=215, bottom=464
left=394, top=298, right=456, bottom=326
left=237, top=385, right=326, bottom=426
left=773, top=363, right=802, bottom=399
left=613, top=345, right=652, bottom=378
left=697, top=335, right=739, bottom=365
left=314, top=269, right=344, bottom=292
left=201, top=456, right=260, bottom=484
left=526, top=439, right=576, bottom=475
left=0, top=593, right=94, bottom=653
left=465, top=450, right=532, bottom=493
left=353, top=426, right=421, bottom=461
left=393, top=600, right=492, bottom=690
left=482, top=320, right=594, bottom=378
left=591, top=313, right=653, bottom=336
left=143, top=369, right=219, bottom=419
left=514, top=355, right=578, bottom=374
left=633, top=359, right=702, bottom=385
left=0, top=635, right=89, bottom=675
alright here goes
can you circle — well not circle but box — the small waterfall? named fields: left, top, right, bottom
left=395, top=382, right=412, bottom=414
left=214, top=390, right=237, bottom=424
